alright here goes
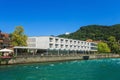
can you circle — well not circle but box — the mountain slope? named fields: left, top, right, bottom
left=59, top=24, right=120, bottom=41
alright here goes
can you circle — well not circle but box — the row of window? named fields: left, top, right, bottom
left=49, top=38, right=90, bottom=45
left=49, top=44, right=90, bottom=49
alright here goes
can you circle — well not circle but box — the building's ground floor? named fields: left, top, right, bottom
left=14, top=47, right=97, bottom=57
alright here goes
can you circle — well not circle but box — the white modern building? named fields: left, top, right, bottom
left=27, top=36, right=97, bottom=51
left=14, top=36, right=97, bottom=56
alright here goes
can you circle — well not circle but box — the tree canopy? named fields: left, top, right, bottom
left=98, top=42, right=110, bottom=53
left=11, top=26, right=27, bottom=46
left=59, top=24, right=120, bottom=41
left=59, top=24, right=120, bottom=53
left=107, top=36, right=119, bottom=53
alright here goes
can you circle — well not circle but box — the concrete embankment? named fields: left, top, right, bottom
left=0, top=54, right=120, bottom=65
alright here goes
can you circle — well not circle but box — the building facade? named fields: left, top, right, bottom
left=0, top=31, right=11, bottom=49
left=27, top=36, right=97, bottom=51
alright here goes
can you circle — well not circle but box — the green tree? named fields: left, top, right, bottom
left=98, top=42, right=110, bottom=53
left=59, top=24, right=120, bottom=41
left=107, top=36, right=119, bottom=53
left=11, top=26, right=27, bottom=46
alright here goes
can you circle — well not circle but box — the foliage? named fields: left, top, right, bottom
left=11, top=26, right=27, bottom=46
left=59, top=24, right=120, bottom=41
left=98, top=42, right=110, bottom=53
left=107, top=36, right=119, bottom=53
left=59, top=24, right=120, bottom=53
left=0, top=52, right=2, bottom=56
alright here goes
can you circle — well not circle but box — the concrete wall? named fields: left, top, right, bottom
left=27, top=37, right=37, bottom=47
left=8, top=56, right=82, bottom=64
left=0, top=54, right=118, bottom=65
left=36, top=37, right=49, bottom=49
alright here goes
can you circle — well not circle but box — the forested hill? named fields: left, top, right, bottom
left=58, top=24, right=120, bottom=41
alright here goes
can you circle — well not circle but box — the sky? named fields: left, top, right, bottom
left=0, top=0, right=120, bottom=36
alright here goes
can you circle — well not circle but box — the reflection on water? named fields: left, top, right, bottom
left=0, top=58, right=120, bottom=80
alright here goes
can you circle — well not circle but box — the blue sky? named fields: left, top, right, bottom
left=0, top=0, right=120, bottom=36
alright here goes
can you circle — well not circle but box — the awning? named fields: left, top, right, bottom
left=0, top=48, right=13, bottom=52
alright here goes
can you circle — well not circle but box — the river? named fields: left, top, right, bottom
left=0, top=58, right=120, bottom=80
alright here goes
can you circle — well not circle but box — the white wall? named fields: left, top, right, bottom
left=27, top=37, right=37, bottom=47
left=27, top=36, right=97, bottom=51
left=36, top=36, right=49, bottom=49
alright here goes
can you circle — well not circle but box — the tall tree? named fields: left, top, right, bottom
left=98, top=42, right=110, bottom=53
left=11, top=26, right=27, bottom=46
left=107, top=36, right=119, bottom=53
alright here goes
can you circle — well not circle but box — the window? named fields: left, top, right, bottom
left=74, top=41, right=76, bottom=44
left=61, top=39, right=64, bottom=43
left=81, top=42, right=83, bottom=45
left=49, top=44, right=53, bottom=48
left=78, top=41, right=80, bottom=44
left=70, top=40, right=72, bottom=44
left=91, top=47, right=97, bottom=50
left=65, top=45, right=68, bottom=48
left=65, top=40, right=68, bottom=44
left=87, top=43, right=89, bottom=45
left=81, top=46, right=83, bottom=48
left=49, top=38, right=53, bottom=42
left=55, top=39, right=59, bottom=43
left=74, top=46, right=76, bottom=49
left=91, top=43, right=97, bottom=46
left=87, top=47, right=89, bottom=49
left=61, top=45, right=64, bottom=48
left=55, top=44, right=59, bottom=48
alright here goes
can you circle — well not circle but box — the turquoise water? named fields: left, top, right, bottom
left=0, top=58, right=120, bottom=80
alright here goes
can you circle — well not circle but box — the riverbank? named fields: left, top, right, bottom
left=0, top=54, right=120, bottom=65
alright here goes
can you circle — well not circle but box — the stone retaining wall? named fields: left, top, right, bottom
left=1, top=54, right=120, bottom=65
